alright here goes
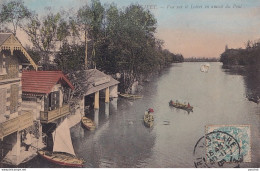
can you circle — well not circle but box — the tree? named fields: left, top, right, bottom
left=24, top=8, right=79, bottom=69
left=24, top=11, right=61, bottom=66
left=55, top=42, right=85, bottom=72
left=77, top=0, right=105, bottom=69
left=0, top=0, right=31, bottom=35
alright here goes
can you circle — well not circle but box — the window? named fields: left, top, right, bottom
left=44, top=91, right=60, bottom=111
left=0, top=88, right=7, bottom=116
left=0, top=53, right=6, bottom=75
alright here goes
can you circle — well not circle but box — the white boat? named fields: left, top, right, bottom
left=38, top=118, right=84, bottom=167
left=200, top=63, right=210, bottom=73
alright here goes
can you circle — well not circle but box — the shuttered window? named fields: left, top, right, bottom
left=0, top=88, right=7, bottom=116
left=10, top=84, right=19, bottom=114
left=44, top=96, right=49, bottom=112
left=46, top=91, right=60, bottom=111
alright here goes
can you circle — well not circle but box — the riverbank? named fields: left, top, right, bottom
left=13, top=62, right=259, bottom=168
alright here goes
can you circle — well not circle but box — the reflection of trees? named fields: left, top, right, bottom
left=222, top=65, right=260, bottom=103
left=244, top=65, right=260, bottom=103
left=220, top=39, right=260, bottom=103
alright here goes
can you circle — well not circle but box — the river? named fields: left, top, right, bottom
left=25, top=62, right=260, bottom=168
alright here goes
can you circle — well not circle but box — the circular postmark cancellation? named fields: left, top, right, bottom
left=193, top=131, right=243, bottom=168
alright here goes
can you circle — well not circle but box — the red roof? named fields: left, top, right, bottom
left=22, top=71, right=74, bottom=94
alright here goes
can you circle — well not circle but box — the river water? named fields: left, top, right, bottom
left=26, top=62, right=260, bottom=168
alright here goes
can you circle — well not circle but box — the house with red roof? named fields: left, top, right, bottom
left=20, top=70, right=75, bottom=154
left=0, top=33, right=75, bottom=166
left=21, top=70, right=74, bottom=123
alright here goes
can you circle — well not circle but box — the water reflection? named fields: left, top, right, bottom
left=14, top=62, right=260, bottom=168
left=222, top=65, right=260, bottom=104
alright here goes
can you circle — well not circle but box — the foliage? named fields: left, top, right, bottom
left=220, top=40, right=260, bottom=66
left=0, top=0, right=31, bottom=35
left=54, top=42, right=85, bottom=72
left=3, top=0, right=184, bottom=93
left=25, top=46, right=41, bottom=64
left=185, top=57, right=218, bottom=62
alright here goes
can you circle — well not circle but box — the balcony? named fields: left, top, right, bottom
left=40, top=104, right=70, bottom=123
left=0, top=110, right=33, bottom=139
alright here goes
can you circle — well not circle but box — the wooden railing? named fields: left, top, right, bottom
left=40, top=104, right=70, bottom=123
left=0, top=110, right=33, bottom=139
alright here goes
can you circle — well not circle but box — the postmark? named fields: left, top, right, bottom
left=206, top=125, right=251, bottom=162
left=193, top=131, right=242, bottom=168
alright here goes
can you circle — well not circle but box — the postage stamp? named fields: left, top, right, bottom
left=206, top=125, right=251, bottom=162
left=193, top=131, right=243, bottom=168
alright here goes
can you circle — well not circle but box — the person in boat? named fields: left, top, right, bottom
left=146, top=108, right=153, bottom=114
left=187, top=103, right=191, bottom=108
left=170, top=100, right=174, bottom=105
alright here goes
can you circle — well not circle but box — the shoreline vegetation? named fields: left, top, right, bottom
left=220, top=40, right=260, bottom=103
left=184, top=57, right=219, bottom=62
left=0, top=0, right=184, bottom=94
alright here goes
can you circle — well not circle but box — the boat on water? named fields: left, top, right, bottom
left=38, top=118, right=84, bottom=167
left=200, top=63, right=210, bottom=73
left=118, top=93, right=143, bottom=100
left=143, top=108, right=154, bottom=128
left=81, top=116, right=95, bottom=130
left=169, top=100, right=193, bottom=111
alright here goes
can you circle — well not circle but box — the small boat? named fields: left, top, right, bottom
left=143, top=108, right=154, bottom=128
left=169, top=100, right=193, bottom=111
left=81, top=116, right=95, bottom=130
left=118, top=93, right=143, bottom=100
left=38, top=150, right=84, bottom=167
left=38, top=118, right=84, bottom=167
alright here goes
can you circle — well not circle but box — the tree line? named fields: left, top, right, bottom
left=220, top=41, right=260, bottom=66
left=220, top=40, right=260, bottom=103
left=184, top=57, right=219, bottom=62
left=0, top=0, right=183, bottom=93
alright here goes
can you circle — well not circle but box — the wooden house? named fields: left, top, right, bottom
left=0, top=33, right=37, bottom=165
left=21, top=71, right=74, bottom=151
left=21, top=71, right=74, bottom=124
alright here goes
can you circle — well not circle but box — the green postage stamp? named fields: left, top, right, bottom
left=206, top=125, right=251, bottom=163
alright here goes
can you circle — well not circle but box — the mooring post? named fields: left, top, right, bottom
left=105, top=87, right=110, bottom=103
left=94, top=91, right=99, bottom=109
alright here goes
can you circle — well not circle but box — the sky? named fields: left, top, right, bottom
left=5, top=0, right=260, bottom=58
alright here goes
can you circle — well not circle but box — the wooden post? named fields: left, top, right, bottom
left=94, top=91, right=99, bottom=109
left=105, top=87, right=110, bottom=103
left=15, top=131, right=21, bottom=165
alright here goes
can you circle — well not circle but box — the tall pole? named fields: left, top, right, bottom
left=85, top=29, right=88, bottom=70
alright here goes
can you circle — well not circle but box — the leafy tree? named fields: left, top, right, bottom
left=77, top=0, right=105, bottom=69
left=0, top=0, right=31, bottom=35
left=55, top=42, right=85, bottom=72
left=24, top=11, right=61, bottom=66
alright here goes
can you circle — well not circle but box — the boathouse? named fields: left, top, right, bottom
left=21, top=71, right=74, bottom=150
left=0, top=33, right=38, bottom=165
left=77, top=69, right=119, bottom=120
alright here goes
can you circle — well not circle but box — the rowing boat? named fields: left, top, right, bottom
left=169, top=101, right=193, bottom=111
left=38, top=150, right=84, bottom=167
left=38, top=118, right=84, bottom=167
left=118, top=93, right=143, bottom=100
left=143, top=111, right=154, bottom=128
left=81, top=116, right=95, bottom=131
